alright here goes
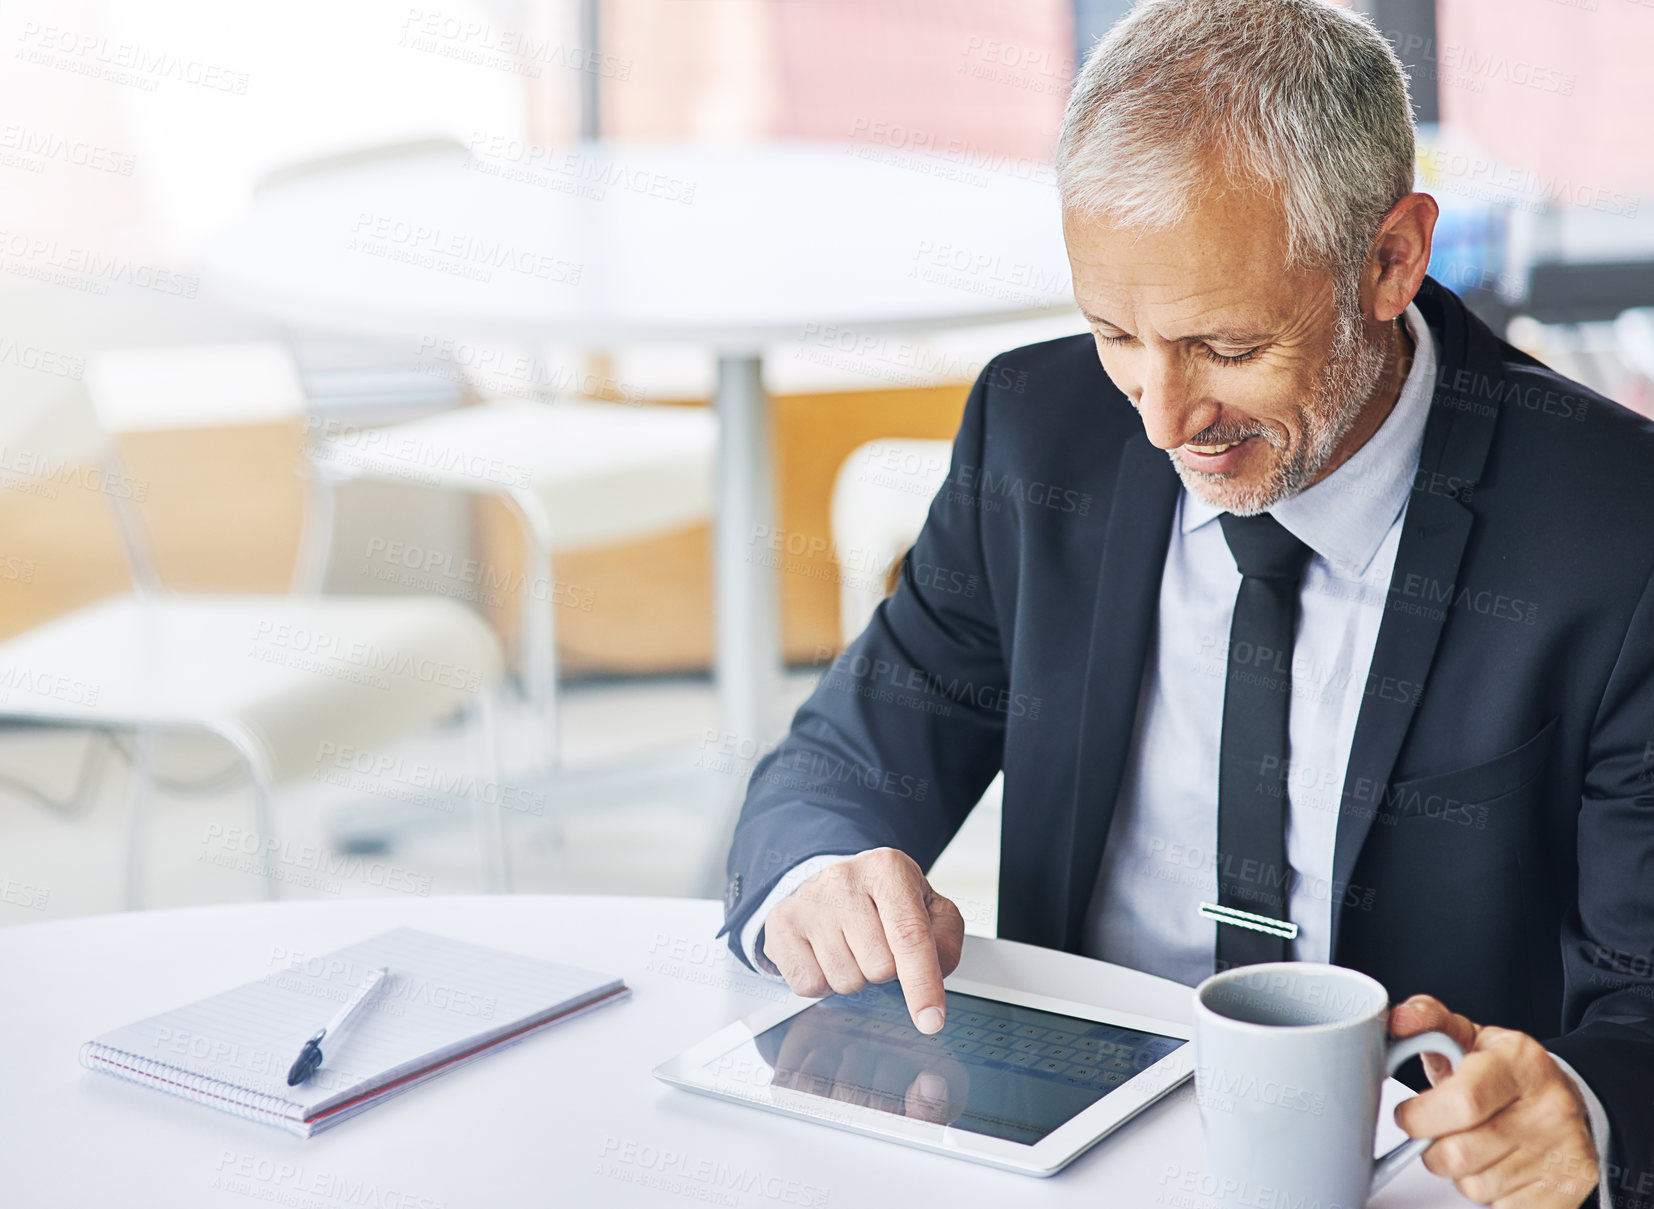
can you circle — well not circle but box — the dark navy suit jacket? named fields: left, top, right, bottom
left=719, top=278, right=1654, bottom=1191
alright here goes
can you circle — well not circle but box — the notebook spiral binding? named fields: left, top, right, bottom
left=79, top=1043, right=306, bottom=1132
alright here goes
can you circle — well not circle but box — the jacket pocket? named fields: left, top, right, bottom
left=1384, top=715, right=1559, bottom=820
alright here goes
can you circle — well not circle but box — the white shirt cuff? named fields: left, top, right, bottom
left=1549, top=1052, right=1613, bottom=1208
left=739, top=854, right=859, bottom=977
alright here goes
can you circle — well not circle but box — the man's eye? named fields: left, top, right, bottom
left=1202, top=345, right=1261, bottom=366
left=1096, top=333, right=1133, bottom=347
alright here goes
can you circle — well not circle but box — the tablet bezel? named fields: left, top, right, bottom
left=652, top=974, right=1194, bottom=1177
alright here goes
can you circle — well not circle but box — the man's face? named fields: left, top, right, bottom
left=1062, top=186, right=1387, bottom=514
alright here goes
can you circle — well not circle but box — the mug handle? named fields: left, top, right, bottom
left=1370, top=1030, right=1467, bottom=1194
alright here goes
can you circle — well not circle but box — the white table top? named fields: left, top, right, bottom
left=1, top=895, right=1471, bottom=1207
left=203, top=140, right=1077, bottom=351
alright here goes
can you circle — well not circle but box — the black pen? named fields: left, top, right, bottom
left=287, top=965, right=390, bottom=1086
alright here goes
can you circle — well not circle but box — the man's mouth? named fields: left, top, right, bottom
left=1176, top=434, right=1264, bottom=473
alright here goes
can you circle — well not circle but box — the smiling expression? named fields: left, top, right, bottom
left=1063, top=184, right=1399, bottom=515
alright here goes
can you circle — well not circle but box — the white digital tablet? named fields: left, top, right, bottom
left=653, top=975, right=1193, bottom=1176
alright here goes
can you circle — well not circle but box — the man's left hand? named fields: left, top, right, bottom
left=1391, top=994, right=1598, bottom=1208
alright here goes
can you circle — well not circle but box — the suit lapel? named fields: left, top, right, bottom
left=1330, top=279, right=1501, bottom=951
left=1062, top=433, right=1180, bottom=951
left=1329, top=488, right=1472, bottom=948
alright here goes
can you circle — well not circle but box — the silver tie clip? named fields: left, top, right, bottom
left=1198, top=902, right=1299, bottom=940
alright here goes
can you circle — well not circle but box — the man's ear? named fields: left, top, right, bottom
left=1364, top=192, right=1439, bottom=323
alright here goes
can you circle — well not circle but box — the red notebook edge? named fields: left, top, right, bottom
left=303, top=982, right=633, bottom=1128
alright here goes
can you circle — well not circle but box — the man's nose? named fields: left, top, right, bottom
left=1134, top=359, right=1212, bottom=450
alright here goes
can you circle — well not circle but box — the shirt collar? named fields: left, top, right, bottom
left=1181, top=301, right=1436, bottom=577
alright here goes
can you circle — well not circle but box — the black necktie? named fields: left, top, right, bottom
left=1212, top=512, right=1314, bottom=971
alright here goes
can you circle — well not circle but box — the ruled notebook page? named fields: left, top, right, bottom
left=84, top=927, right=625, bottom=1120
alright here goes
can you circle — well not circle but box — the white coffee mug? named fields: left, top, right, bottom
left=1193, top=962, right=1464, bottom=1209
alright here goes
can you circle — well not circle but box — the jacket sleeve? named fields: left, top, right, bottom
left=716, top=357, right=1012, bottom=968
left=1547, top=566, right=1654, bottom=1206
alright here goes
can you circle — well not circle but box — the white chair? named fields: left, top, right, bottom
left=829, top=438, right=954, bottom=644
left=253, top=140, right=719, bottom=775
left=1615, top=308, right=1654, bottom=380
left=298, top=394, right=718, bottom=769
left=0, top=344, right=510, bottom=907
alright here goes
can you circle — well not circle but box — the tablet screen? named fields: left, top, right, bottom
left=706, top=982, right=1186, bottom=1145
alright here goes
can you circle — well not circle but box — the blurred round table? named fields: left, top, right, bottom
left=1, top=894, right=1470, bottom=1207
left=202, top=140, right=1077, bottom=839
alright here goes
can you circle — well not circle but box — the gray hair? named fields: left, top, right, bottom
left=1056, top=0, right=1416, bottom=278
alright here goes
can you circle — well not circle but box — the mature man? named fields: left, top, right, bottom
left=718, top=2, right=1654, bottom=1205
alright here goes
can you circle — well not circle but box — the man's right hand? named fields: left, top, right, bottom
left=760, top=847, right=965, bottom=1035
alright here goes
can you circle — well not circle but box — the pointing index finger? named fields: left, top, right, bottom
left=870, top=878, right=947, bottom=1034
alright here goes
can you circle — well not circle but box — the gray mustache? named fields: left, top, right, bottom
left=1188, top=425, right=1282, bottom=448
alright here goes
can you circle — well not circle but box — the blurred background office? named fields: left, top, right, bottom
left=2, top=0, right=1650, bottom=929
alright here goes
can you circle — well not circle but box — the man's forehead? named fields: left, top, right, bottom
left=1063, top=184, right=1298, bottom=271
left=1063, top=204, right=1328, bottom=335
left=1075, top=279, right=1303, bottom=341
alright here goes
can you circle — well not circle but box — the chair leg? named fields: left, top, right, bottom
left=537, top=545, right=561, bottom=771
left=291, top=470, right=338, bottom=597
left=122, top=728, right=155, bottom=911
left=247, top=764, right=279, bottom=902
left=510, top=495, right=560, bottom=771
left=467, top=692, right=511, bottom=893
left=66, top=729, right=113, bottom=816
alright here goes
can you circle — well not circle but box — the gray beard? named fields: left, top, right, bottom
left=1170, top=308, right=1391, bottom=516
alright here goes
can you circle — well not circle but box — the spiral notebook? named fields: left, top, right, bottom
left=79, top=927, right=629, bottom=1136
